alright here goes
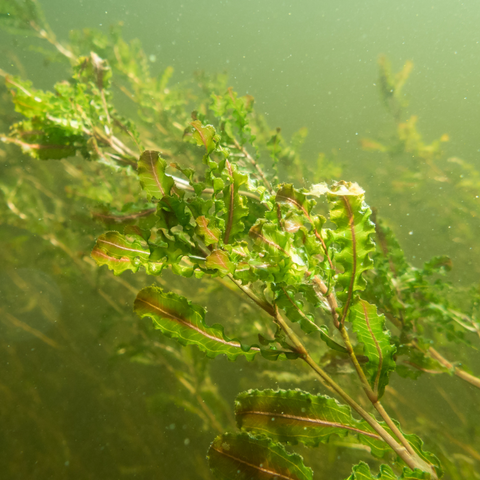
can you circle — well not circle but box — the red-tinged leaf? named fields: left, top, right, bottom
left=206, top=249, right=234, bottom=275
left=134, top=286, right=260, bottom=361
left=235, top=389, right=384, bottom=450
left=195, top=215, right=220, bottom=246
left=91, top=231, right=150, bottom=275
left=190, top=120, right=218, bottom=153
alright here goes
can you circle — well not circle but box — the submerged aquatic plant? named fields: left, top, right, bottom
left=1, top=1, right=479, bottom=479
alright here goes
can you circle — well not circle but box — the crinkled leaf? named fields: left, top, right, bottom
left=247, top=219, right=307, bottom=285
left=138, top=150, right=174, bottom=200
left=327, top=181, right=376, bottom=317
left=235, top=389, right=384, bottom=450
left=91, top=231, right=150, bottom=275
left=208, top=432, right=312, bottom=480
left=275, top=286, right=347, bottom=352
left=134, top=286, right=260, bottom=361
left=421, top=256, right=452, bottom=276
left=206, top=249, right=234, bottom=276
left=346, top=462, right=396, bottom=480
left=275, top=183, right=331, bottom=273
left=235, top=389, right=442, bottom=476
left=195, top=215, right=220, bottom=246
left=348, top=299, right=396, bottom=398
left=222, top=160, right=249, bottom=243
left=346, top=461, right=430, bottom=480
left=4, top=76, right=86, bottom=160
left=189, top=120, right=218, bottom=154
left=275, top=184, right=316, bottom=221
left=210, top=87, right=255, bottom=145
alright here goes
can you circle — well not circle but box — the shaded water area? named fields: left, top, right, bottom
left=1, top=1, right=479, bottom=479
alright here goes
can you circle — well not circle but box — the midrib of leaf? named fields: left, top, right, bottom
left=361, top=300, right=383, bottom=394
left=136, top=296, right=260, bottom=351
left=207, top=250, right=230, bottom=271
left=224, top=160, right=235, bottom=243
left=340, top=195, right=357, bottom=325
left=210, top=447, right=294, bottom=480
left=92, top=207, right=156, bottom=222
left=238, top=410, right=381, bottom=440
left=191, top=121, right=208, bottom=151
left=146, top=150, right=165, bottom=196
left=197, top=216, right=219, bottom=243
left=250, top=229, right=289, bottom=256
left=92, top=250, right=130, bottom=263
left=97, top=238, right=148, bottom=256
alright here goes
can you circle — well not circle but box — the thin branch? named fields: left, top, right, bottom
left=428, top=346, right=480, bottom=390
left=232, top=137, right=273, bottom=194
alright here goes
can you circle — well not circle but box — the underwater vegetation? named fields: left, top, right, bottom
left=1, top=1, right=480, bottom=479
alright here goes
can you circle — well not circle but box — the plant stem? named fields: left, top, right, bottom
left=271, top=309, right=437, bottom=477
left=301, top=353, right=418, bottom=463
left=338, top=325, right=417, bottom=456
left=228, top=273, right=436, bottom=475
left=428, top=346, right=480, bottom=390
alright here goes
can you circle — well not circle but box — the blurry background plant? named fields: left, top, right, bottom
left=0, top=1, right=479, bottom=479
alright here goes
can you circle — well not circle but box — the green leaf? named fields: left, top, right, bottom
left=327, top=181, right=376, bottom=319
left=346, top=462, right=396, bottom=480
left=275, top=184, right=330, bottom=269
left=189, top=120, right=218, bottom=154
left=210, top=87, right=255, bottom=145
left=91, top=231, right=150, bottom=275
left=222, top=160, right=249, bottom=243
left=91, top=203, right=157, bottom=230
left=206, top=249, right=234, bottom=276
left=207, top=432, right=312, bottom=480
left=4, top=76, right=84, bottom=160
left=346, top=461, right=429, bottom=480
left=195, top=215, right=221, bottom=246
left=421, top=255, right=452, bottom=276
left=275, top=286, right=347, bottom=352
left=138, top=150, right=174, bottom=200
left=235, top=389, right=384, bottom=451
left=235, top=389, right=442, bottom=475
left=348, top=299, right=396, bottom=398
left=134, top=286, right=260, bottom=361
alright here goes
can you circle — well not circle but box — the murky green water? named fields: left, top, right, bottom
left=1, top=1, right=479, bottom=479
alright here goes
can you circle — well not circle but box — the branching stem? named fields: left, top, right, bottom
left=228, top=275, right=437, bottom=477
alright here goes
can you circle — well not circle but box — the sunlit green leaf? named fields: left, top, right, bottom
left=138, top=150, right=174, bottom=200
left=195, top=215, right=220, bottom=246
left=189, top=120, right=218, bottom=154
left=326, top=181, right=376, bottom=318
left=91, top=230, right=150, bottom=275
left=206, top=249, right=234, bottom=276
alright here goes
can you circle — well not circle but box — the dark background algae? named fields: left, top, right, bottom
left=1, top=1, right=480, bottom=479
